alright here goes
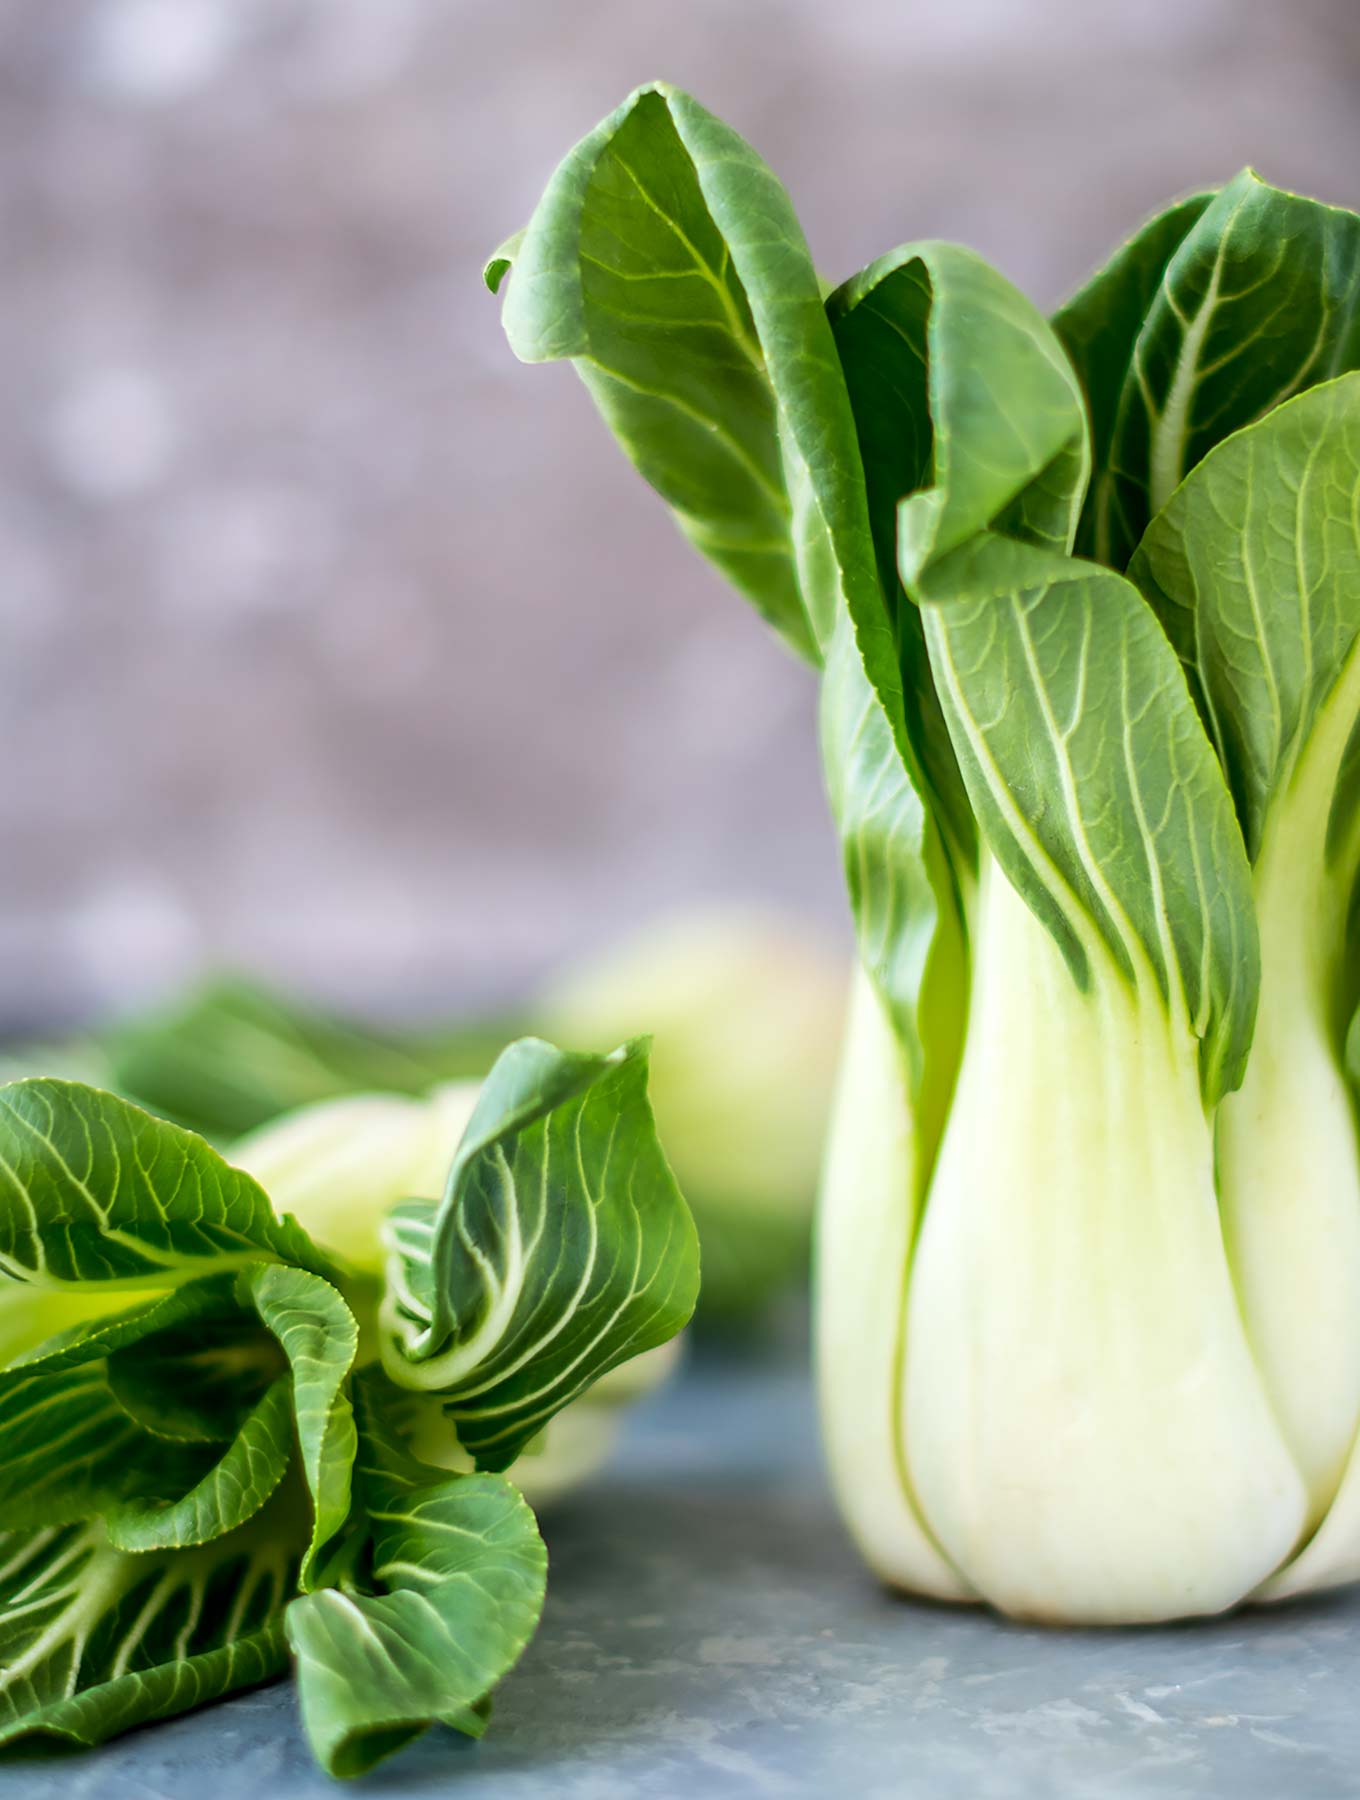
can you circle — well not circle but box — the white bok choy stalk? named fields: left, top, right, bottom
left=490, top=82, right=1360, bottom=1622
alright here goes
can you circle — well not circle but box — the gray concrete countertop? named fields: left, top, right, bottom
left=1, top=1352, right=1358, bottom=1799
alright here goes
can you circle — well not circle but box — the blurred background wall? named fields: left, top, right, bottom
left=3, top=0, right=1358, bottom=1029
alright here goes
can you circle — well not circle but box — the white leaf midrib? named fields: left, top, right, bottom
left=1146, top=237, right=1229, bottom=518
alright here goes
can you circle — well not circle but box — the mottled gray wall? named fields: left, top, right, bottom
left=4, top=0, right=1358, bottom=1027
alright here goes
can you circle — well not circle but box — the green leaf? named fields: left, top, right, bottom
left=831, top=240, right=1258, bottom=1098
left=104, top=1376, right=295, bottom=1551
left=2, top=1272, right=240, bottom=1376
left=0, top=1279, right=248, bottom=1527
left=94, top=1267, right=356, bottom=1562
left=921, top=547, right=1260, bottom=1100
left=243, top=1263, right=358, bottom=1586
left=500, top=83, right=827, bottom=660
left=0, top=1493, right=299, bottom=1751
left=1051, top=191, right=1213, bottom=563
left=380, top=1037, right=698, bottom=1470
left=0, top=1362, right=211, bottom=1530
left=287, top=1382, right=546, bottom=1779
left=0, top=1274, right=265, bottom=1446
left=817, top=613, right=967, bottom=1157
left=0, top=1079, right=337, bottom=1287
left=1129, top=374, right=1360, bottom=867
left=492, top=81, right=963, bottom=1130
left=105, top=1302, right=282, bottom=1444
left=828, top=251, right=974, bottom=863
left=1080, top=171, right=1360, bottom=569
left=104, top=977, right=505, bottom=1143
left=0, top=1266, right=350, bottom=1558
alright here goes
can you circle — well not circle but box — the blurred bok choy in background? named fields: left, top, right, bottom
left=7, top=908, right=845, bottom=1329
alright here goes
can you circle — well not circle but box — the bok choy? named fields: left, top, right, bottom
left=491, top=82, right=1360, bottom=1622
left=231, top=1076, right=684, bottom=1507
left=0, top=1039, right=697, bottom=1772
left=65, top=908, right=841, bottom=1326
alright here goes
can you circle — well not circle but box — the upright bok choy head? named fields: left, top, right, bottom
left=0, top=1039, right=697, bottom=1774
left=491, top=83, right=1360, bottom=1624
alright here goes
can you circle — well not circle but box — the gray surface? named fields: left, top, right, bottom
left=4, top=1354, right=1359, bottom=1799
left=5, top=0, right=1360, bottom=1026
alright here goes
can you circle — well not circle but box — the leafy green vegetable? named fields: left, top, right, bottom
left=1058, top=171, right=1360, bottom=567
left=0, top=1358, right=208, bottom=1529
left=0, top=1079, right=334, bottom=1286
left=287, top=1376, right=546, bottom=1778
left=100, top=976, right=504, bottom=1144
left=380, top=1038, right=699, bottom=1469
left=0, top=926, right=835, bottom=1330
left=494, top=85, right=1360, bottom=1623
left=0, top=1502, right=297, bottom=1751
left=0, top=1036, right=697, bottom=1771
left=1050, top=191, right=1212, bottom=562
left=103, top=1287, right=280, bottom=1443
left=1129, top=373, right=1360, bottom=1594
left=103, top=1377, right=296, bottom=1552
left=491, top=83, right=961, bottom=1208
left=235, top=1079, right=692, bottom=1509
left=865, top=241, right=1257, bottom=1103
left=244, top=1264, right=359, bottom=1585
left=491, top=86, right=829, bottom=661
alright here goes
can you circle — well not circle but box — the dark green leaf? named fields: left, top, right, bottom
left=0, top=1080, right=337, bottom=1287
left=830, top=240, right=1257, bottom=1099
left=500, top=84, right=824, bottom=659
left=1130, top=373, right=1360, bottom=866
left=243, top=1263, right=358, bottom=1586
left=106, top=1303, right=282, bottom=1444
left=828, top=251, right=972, bottom=861
left=0, top=1278, right=250, bottom=1526
left=0, top=1274, right=268, bottom=1447
left=921, top=543, right=1260, bottom=1101
left=0, top=1491, right=300, bottom=1751
left=89, top=1266, right=358, bottom=1564
left=287, top=1382, right=546, bottom=1779
left=0, top=1362, right=210, bottom=1530
left=1084, top=172, right=1360, bottom=569
left=104, top=1376, right=295, bottom=1551
left=492, top=81, right=963, bottom=1126
left=1051, top=191, right=1213, bottom=563
left=103, top=977, right=506, bottom=1143
left=381, top=1037, right=698, bottom=1470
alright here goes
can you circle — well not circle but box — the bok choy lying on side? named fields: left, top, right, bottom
left=491, top=82, right=1360, bottom=1622
left=0, top=1039, right=698, bottom=1773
